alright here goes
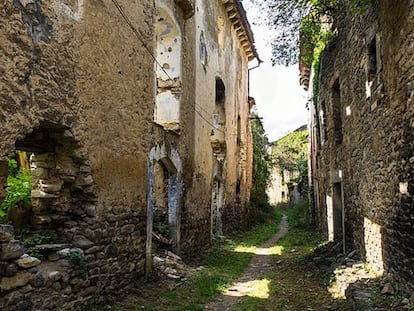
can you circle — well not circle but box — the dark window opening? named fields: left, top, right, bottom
left=332, top=78, right=343, bottom=146
left=215, top=78, right=226, bottom=104
left=367, top=37, right=377, bottom=83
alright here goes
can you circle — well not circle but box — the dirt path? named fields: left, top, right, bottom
left=204, top=216, right=289, bottom=311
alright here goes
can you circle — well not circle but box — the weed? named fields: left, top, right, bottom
left=67, top=249, right=86, bottom=277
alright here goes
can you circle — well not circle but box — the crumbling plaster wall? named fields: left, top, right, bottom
left=149, top=0, right=198, bottom=253
left=185, top=0, right=252, bottom=244
left=0, top=0, right=155, bottom=309
left=314, top=0, right=414, bottom=290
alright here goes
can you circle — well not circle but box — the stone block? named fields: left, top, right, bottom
left=0, top=272, right=32, bottom=291
left=0, top=240, right=25, bottom=260
left=15, top=255, right=41, bottom=269
left=0, top=261, right=18, bottom=277
left=31, top=167, right=50, bottom=179
left=31, top=189, right=59, bottom=199
left=74, top=174, right=93, bottom=187
left=39, top=180, right=63, bottom=193
left=31, top=215, right=52, bottom=226
left=0, top=224, right=14, bottom=242
left=85, top=204, right=97, bottom=217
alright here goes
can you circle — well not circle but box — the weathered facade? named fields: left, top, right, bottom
left=267, top=126, right=307, bottom=206
left=0, top=0, right=258, bottom=309
left=309, top=0, right=414, bottom=292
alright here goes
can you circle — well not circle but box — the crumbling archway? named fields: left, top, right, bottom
left=146, top=144, right=182, bottom=276
left=0, top=121, right=97, bottom=239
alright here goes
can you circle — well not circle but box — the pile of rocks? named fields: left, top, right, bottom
left=0, top=224, right=41, bottom=292
left=153, top=251, right=189, bottom=282
left=310, top=241, right=414, bottom=310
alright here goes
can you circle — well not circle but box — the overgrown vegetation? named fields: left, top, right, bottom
left=0, top=156, right=32, bottom=220
left=271, top=129, right=309, bottom=199
left=250, top=112, right=272, bottom=214
left=17, top=231, right=65, bottom=260
left=249, top=0, right=372, bottom=66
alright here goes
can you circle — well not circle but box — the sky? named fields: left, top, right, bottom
left=244, top=3, right=309, bottom=143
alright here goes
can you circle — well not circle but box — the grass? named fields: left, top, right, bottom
left=108, top=201, right=348, bottom=311
left=234, top=201, right=348, bottom=311
left=108, top=208, right=282, bottom=311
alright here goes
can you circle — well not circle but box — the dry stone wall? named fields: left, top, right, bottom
left=313, top=0, right=414, bottom=292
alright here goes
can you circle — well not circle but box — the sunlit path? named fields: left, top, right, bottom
left=204, top=216, right=288, bottom=311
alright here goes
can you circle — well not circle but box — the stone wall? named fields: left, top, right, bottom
left=0, top=0, right=154, bottom=309
left=312, top=0, right=414, bottom=291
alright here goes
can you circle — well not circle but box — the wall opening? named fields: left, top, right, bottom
left=210, top=77, right=226, bottom=239
left=367, top=37, right=377, bottom=83
left=331, top=78, right=343, bottom=146
left=327, top=182, right=344, bottom=243
left=319, top=100, right=327, bottom=146
left=0, top=122, right=96, bottom=257
left=365, top=35, right=380, bottom=99
left=211, top=158, right=224, bottom=237
left=146, top=145, right=182, bottom=276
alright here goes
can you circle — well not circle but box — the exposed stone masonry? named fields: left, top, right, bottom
left=310, top=0, right=414, bottom=293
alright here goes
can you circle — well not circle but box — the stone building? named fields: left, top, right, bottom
left=309, top=0, right=414, bottom=292
left=0, top=0, right=258, bottom=309
left=267, top=125, right=307, bottom=206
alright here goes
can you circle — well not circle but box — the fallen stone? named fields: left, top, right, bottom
left=0, top=240, right=25, bottom=260
left=15, top=255, right=41, bottom=269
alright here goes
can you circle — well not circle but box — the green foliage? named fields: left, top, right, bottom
left=67, top=249, right=86, bottom=276
left=0, top=158, right=32, bottom=219
left=20, top=231, right=64, bottom=260
left=250, top=112, right=272, bottom=210
left=249, top=0, right=372, bottom=66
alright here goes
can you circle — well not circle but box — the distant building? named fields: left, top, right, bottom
left=267, top=125, right=307, bottom=206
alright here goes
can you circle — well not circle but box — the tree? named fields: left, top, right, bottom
left=250, top=112, right=272, bottom=210
left=248, top=0, right=371, bottom=66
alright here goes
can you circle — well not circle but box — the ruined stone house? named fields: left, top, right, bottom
left=267, top=125, right=307, bottom=206
left=308, top=0, right=414, bottom=292
left=0, top=0, right=258, bottom=309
